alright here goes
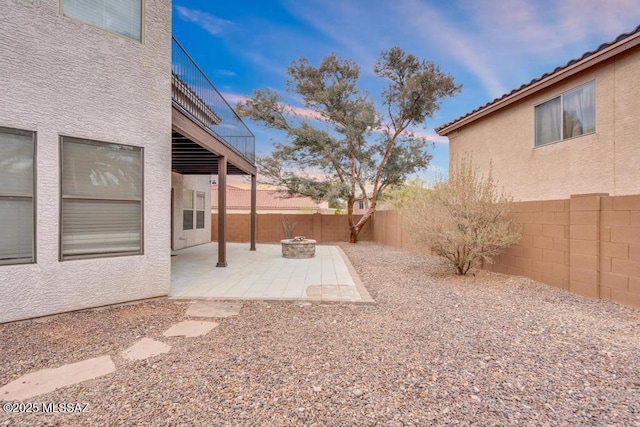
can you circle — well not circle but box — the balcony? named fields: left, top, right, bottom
left=171, top=37, right=255, bottom=165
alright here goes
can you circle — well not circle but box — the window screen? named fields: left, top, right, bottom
left=61, top=137, right=142, bottom=259
left=62, top=0, right=143, bottom=41
left=195, top=191, right=205, bottom=229
left=0, top=128, right=35, bottom=265
left=183, top=189, right=194, bottom=230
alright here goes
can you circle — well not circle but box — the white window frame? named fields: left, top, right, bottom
left=534, top=80, right=596, bottom=147
left=0, top=127, right=36, bottom=265
left=60, top=0, right=144, bottom=42
left=60, top=136, right=143, bottom=260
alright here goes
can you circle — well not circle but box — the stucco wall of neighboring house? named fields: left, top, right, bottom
left=612, top=48, right=640, bottom=196
left=447, top=46, right=640, bottom=201
left=172, top=173, right=212, bottom=250
left=0, top=1, right=172, bottom=322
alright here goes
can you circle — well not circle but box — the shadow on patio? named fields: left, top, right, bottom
left=170, top=242, right=373, bottom=303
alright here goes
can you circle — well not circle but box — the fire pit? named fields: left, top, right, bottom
left=281, top=236, right=316, bottom=259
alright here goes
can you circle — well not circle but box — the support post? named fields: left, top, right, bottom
left=216, top=156, right=227, bottom=267
left=250, top=174, right=257, bottom=251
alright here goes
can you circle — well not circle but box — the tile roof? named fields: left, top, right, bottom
left=436, top=24, right=640, bottom=134
left=211, top=185, right=322, bottom=210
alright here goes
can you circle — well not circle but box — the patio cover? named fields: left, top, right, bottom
left=171, top=106, right=257, bottom=266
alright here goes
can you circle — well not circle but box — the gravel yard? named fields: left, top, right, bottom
left=1, top=242, right=639, bottom=426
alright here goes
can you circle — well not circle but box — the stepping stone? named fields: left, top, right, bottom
left=122, top=338, right=171, bottom=361
left=186, top=301, right=243, bottom=318
left=163, top=320, right=219, bottom=338
left=0, top=356, right=115, bottom=401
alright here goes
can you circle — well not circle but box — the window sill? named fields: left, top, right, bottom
left=534, top=130, right=596, bottom=149
left=60, top=251, right=143, bottom=262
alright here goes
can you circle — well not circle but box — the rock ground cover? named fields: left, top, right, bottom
left=1, top=242, right=639, bottom=426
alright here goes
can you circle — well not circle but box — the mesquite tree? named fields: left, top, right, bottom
left=237, top=48, right=460, bottom=243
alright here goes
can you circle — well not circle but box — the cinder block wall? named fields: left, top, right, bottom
left=211, top=213, right=373, bottom=243
left=371, top=210, right=403, bottom=247
left=484, top=199, right=570, bottom=290
left=370, top=194, right=640, bottom=309
left=599, top=195, right=640, bottom=306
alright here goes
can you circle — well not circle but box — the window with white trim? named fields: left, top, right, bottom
left=0, top=128, right=35, bottom=265
left=61, top=137, right=143, bottom=259
left=196, top=191, right=205, bottom=229
left=62, top=0, right=143, bottom=41
left=183, top=189, right=194, bottom=230
left=535, top=81, right=596, bottom=147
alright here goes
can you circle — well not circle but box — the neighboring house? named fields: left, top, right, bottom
left=1, top=1, right=256, bottom=322
left=212, top=185, right=331, bottom=214
left=352, top=195, right=369, bottom=215
left=436, top=25, right=640, bottom=201
left=353, top=192, right=394, bottom=214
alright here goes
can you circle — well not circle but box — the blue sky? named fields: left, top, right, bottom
left=172, top=0, right=640, bottom=181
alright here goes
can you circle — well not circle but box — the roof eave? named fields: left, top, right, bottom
left=436, top=30, right=640, bottom=136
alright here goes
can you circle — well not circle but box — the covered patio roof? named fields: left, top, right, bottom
left=172, top=131, right=248, bottom=176
left=171, top=36, right=257, bottom=266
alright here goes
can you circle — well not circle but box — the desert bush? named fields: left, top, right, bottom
left=404, top=156, right=520, bottom=275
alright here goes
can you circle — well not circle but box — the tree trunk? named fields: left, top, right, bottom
left=346, top=198, right=356, bottom=243
left=349, top=227, right=359, bottom=243
left=347, top=203, right=375, bottom=243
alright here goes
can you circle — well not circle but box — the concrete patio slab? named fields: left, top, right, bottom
left=0, top=356, right=115, bottom=400
left=122, top=338, right=171, bottom=361
left=163, top=320, right=219, bottom=338
left=170, top=243, right=374, bottom=303
left=186, top=301, right=243, bottom=318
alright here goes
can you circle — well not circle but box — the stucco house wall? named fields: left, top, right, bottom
left=0, top=1, right=172, bottom=322
left=172, top=173, right=211, bottom=250
left=443, top=42, right=640, bottom=201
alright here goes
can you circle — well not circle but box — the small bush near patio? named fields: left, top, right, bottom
left=404, top=156, right=520, bottom=275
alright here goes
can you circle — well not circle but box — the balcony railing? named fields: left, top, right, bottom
left=172, top=36, right=255, bottom=164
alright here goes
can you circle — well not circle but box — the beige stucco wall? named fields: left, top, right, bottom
left=172, top=173, right=212, bottom=250
left=447, top=45, right=640, bottom=201
left=612, top=48, right=640, bottom=196
left=0, top=1, right=172, bottom=322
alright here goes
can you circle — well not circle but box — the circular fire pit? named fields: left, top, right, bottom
left=281, top=237, right=316, bottom=259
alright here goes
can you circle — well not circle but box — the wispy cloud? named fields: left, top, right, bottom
left=396, top=0, right=507, bottom=99
left=281, top=0, right=381, bottom=73
left=411, top=130, right=450, bottom=145
left=220, top=92, right=249, bottom=106
left=460, top=0, right=639, bottom=58
left=394, top=0, right=640, bottom=102
left=288, top=106, right=325, bottom=121
left=216, top=69, right=236, bottom=77
left=174, top=6, right=234, bottom=36
left=222, top=92, right=325, bottom=121
left=236, top=50, right=288, bottom=79
left=556, top=0, right=640, bottom=43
